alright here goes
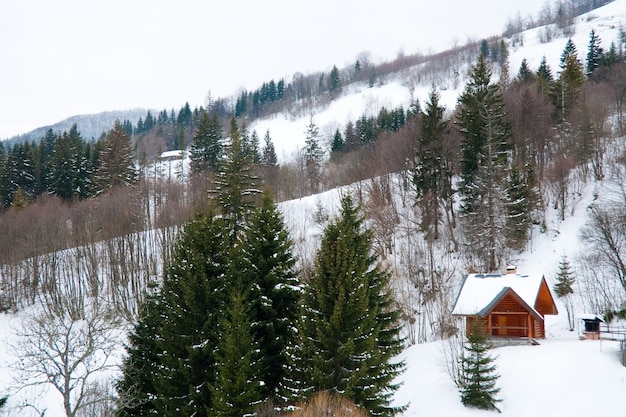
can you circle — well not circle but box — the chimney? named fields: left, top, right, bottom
left=506, top=265, right=517, bottom=275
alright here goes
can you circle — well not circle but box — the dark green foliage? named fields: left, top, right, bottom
left=329, top=65, right=341, bottom=94
left=460, top=321, right=501, bottom=412
left=553, top=39, right=585, bottom=121
left=176, top=102, right=193, bottom=129
left=304, top=117, right=324, bottom=194
left=116, top=293, right=163, bottom=417
left=480, top=39, right=490, bottom=59
left=261, top=130, right=278, bottom=167
left=47, top=124, right=93, bottom=201
left=212, top=118, right=261, bottom=234
left=211, top=288, right=263, bottom=417
left=457, top=53, right=512, bottom=271
left=413, top=86, right=450, bottom=240
left=586, top=29, right=604, bottom=76
left=190, top=111, right=223, bottom=174
left=536, top=56, right=554, bottom=98
left=296, top=194, right=405, bottom=417
left=554, top=255, right=575, bottom=297
left=237, top=190, right=300, bottom=405
left=94, top=120, right=138, bottom=193
left=153, top=211, right=230, bottom=417
left=504, top=164, right=534, bottom=251
left=330, top=128, right=344, bottom=156
left=515, top=58, right=536, bottom=84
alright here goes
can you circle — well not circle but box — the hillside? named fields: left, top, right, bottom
left=1, top=1, right=626, bottom=416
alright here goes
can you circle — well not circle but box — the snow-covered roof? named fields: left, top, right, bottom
left=160, top=150, right=184, bottom=159
left=575, top=314, right=604, bottom=322
left=451, top=273, right=547, bottom=317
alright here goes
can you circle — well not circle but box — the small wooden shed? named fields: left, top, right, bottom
left=452, top=272, right=558, bottom=339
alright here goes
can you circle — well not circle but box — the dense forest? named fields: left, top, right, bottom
left=1, top=1, right=626, bottom=416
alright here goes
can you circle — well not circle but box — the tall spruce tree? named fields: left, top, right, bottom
left=234, top=190, right=300, bottom=405
left=153, top=211, right=230, bottom=417
left=553, top=38, right=585, bottom=122
left=295, top=194, right=405, bottom=417
left=586, top=29, right=604, bottom=77
left=95, top=120, right=138, bottom=193
left=457, top=53, right=512, bottom=271
left=211, top=118, right=261, bottom=236
left=303, top=116, right=324, bottom=194
left=554, top=255, right=576, bottom=331
left=116, top=293, right=163, bottom=417
left=459, top=320, right=501, bottom=412
left=211, top=288, right=263, bottom=417
left=413, top=85, right=450, bottom=241
left=190, top=111, right=223, bottom=174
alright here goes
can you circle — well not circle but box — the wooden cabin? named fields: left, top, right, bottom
left=451, top=271, right=558, bottom=339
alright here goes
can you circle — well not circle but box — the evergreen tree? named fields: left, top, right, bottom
left=296, top=194, right=405, bottom=417
left=536, top=56, right=554, bottom=100
left=211, top=288, right=263, bottom=417
left=329, top=65, right=341, bottom=94
left=95, top=120, right=138, bottom=193
left=330, top=128, right=344, bottom=156
left=303, top=116, right=324, bottom=194
left=504, top=164, right=534, bottom=251
left=586, top=29, right=604, bottom=76
left=515, top=58, right=536, bottom=84
left=211, top=118, right=261, bottom=235
left=459, top=321, right=501, bottom=412
left=152, top=211, right=230, bottom=417
left=554, top=255, right=576, bottom=331
left=116, top=293, right=163, bottom=417
left=247, top=129, right=262, bottom=164
left=190, top=111, right=223, bottom=174
left=457, top=53, right=512, bottom=271
left=553, top=39, right=585, bottom=121
left=413, top=86, right=450, bottom=241
left=261, top=130, right=278, bottom=167
left=47, top=124, right=92, bottom=201
left=237, top=190, right=300, bottom=405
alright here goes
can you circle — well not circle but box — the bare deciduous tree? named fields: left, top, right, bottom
left=8, top=298, right=122, bottom=417
left=580, top=204, right=626, bottom=296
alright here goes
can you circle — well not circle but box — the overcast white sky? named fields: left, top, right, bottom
left=0, top=0, right=547, bottom=139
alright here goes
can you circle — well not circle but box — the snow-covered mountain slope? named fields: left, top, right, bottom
left=252, top=0, right=626, bottom=162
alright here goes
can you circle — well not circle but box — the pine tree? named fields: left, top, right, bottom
left=504, top=165, right=533, bottom=251
left=211, top=288, right=263, bottom=417
left=303, top=116, right=324, bottom=194
left=554, top=255, right=576, bottom=331
left=586, top=29, right=604, bottom=77
left=261, top=130, right=278, bottom=167
left=515, top=58, right=536, bottom=84
left=553, top=39, right=585, bottom=121
left=190, top=110, right=223, bottom=174
left=47, top=124, right=92, bottom=201
left=457, top=54, right=512, bottom=271
left=116, top=293, right=163, bottom=417
left=211, top=118, right=261, bottom=235
left=296, top=194, right=405, bottom=417
left=237, top=190, right=300, bottom=405
left=459, top=320, right=501, bottom=412
left=95, top=120, right=138, bottom=193
left=413, top=85, right=450, bottom=241
left=329, top=65, right=341, bottom=94
left=151, top=211, right=231, bottom=417
left=536, top=56, right=554, bottom=100
left=330, top=128, right=344, bottom=155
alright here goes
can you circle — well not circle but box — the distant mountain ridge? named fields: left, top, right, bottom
left=3, top=109, right=151, bottom=144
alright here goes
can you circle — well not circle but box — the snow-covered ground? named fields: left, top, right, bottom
left=252, top=0, right=626, bottom=163
left=2, top=2, right=626, bottom=416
